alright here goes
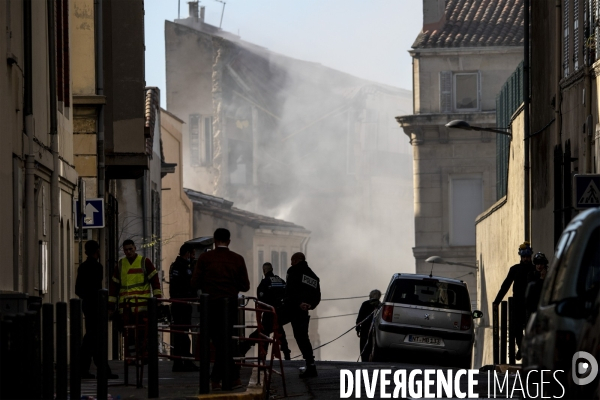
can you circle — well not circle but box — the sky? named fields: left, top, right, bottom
left=144, top=0, right=423, bottom=106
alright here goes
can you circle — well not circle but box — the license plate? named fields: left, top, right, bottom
left=406, top=335, right=441, bottom=345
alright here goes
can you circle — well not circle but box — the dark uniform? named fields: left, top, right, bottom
left=279, top=260, right=321, bottom=366
left=241, top=271, right=291, bottom=359
left=169, top=255, right=196, bottom=368
left=75, top=256, right=114, bottom=377
left=356, top=298, right=381, bottom=362
left=494, top=261, right=535, bottom=350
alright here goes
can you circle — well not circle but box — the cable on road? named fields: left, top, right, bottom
left=311, top=312, right=357, bottom=320
left=321, top=296, right=368, bottom=301
left=290, top=309, right=377, bottom=360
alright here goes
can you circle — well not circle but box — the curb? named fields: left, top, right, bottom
left=189, top=368, right=264, bottom=400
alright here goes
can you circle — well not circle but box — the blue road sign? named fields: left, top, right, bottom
left=574, top=174, right=600, bottom=210
left=75, top=198, right=105, bottom=228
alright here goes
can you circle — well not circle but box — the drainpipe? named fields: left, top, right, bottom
left=48, top=0, right=61, bottom=303
left=524, top=0, right=530, bottom=242
left=24, top=0, right=35, bottom=295
left=555, top=0, right=562, bottom=146
left=95, top=0, right=105, bottom=198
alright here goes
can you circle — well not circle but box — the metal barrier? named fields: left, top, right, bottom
left=492, top=297, right=516, bottom=365
left=235, top=296, right=288, bottom=398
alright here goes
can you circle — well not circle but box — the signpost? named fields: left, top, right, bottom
left=574, top=174, right=600, bottom=210
left=74, top=198, right=105, bottom=229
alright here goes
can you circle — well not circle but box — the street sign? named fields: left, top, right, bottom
left=74, top=198, right=105, bottom=228
left=574, top=174, right=600, bottom=210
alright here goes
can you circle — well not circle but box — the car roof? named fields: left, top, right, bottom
left=565, top=207, right=600, bottom=231
left=389, top=273, right=466, bottom=286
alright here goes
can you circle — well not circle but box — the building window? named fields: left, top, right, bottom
left=574, top=0, right=580, bottom=71
left=190, top=114, right=201, bottom=166
left=204, top=116, right=213, bottom=166
left=258, top=250, right=264, bottom=281
left=564, top=0, right=570, bottom=77
left=271, top=251, right=280, bottom=276
left=280, top=251, right=288, bottom=279
left=440, top=71, right=480, bottom=112
left=228, top=139, right=253, bottom=185
left=449, top=177, right=483, bottom=246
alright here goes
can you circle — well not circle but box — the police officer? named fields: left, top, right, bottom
left=493, top=241, right=535, bottom=360
left=356, top=289, right=381, bottom=362
left=280, top=252, right=320, bottom=378
left=239, top=262, right=291, bottom=360
left=169, top=243, right=198, bottom=372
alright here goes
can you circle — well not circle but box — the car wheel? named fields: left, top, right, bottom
left=370, top=340, right=387, bottom=362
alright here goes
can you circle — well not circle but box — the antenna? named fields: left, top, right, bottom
left=215, top=0, right=226, bottom=28
left=429, top=261, right=434, bottom=278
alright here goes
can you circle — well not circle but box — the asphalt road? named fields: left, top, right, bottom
left=267, top=360, right=519, bottom=400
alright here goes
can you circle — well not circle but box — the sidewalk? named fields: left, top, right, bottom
left=77, top=360, right=263, bottom=400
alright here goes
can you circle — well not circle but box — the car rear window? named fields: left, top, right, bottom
left=386, top=279, right=471, bottom=311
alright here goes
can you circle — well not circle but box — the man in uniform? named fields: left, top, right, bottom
left=191, top=228, right=250, bottom=391
left=109, top=240, right=162, bottom=360
left=239, top=262, right=291, bottom=360
left=75, top=240, right=119, bottom=379
left=356, top=289, right=381, bottom=362
left=280, top=252, right=320, bottom=378
left=169, top=243, right=198, bottom=372
left=493, top=241, right=535, bottom=360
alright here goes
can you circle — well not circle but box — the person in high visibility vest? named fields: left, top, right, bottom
left=109, top=239, right=162, bottom=360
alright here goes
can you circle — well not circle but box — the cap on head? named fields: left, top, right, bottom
left=369, top=289, right=382, bottom=300
left=533, top=252, right=549, bottom=265
left=518, top=241, right=533, bottom=256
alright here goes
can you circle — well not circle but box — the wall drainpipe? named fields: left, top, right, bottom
left=48, top=0, right=60, bottom=303
left=24, top=0, right=35, bottom=295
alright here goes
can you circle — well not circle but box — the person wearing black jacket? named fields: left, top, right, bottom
left=169, top=243, right=198, bottom=372
left=356, top=290, right=381, bottom=362
left=239, top=263, right=291, bottom=359
left=75, top=240, right=118, bottom=380
left=280, top=252, right=320, bottom=378
left=493, top=241, right=536, bottom=360
left=525, top=252, right=549, bottom=323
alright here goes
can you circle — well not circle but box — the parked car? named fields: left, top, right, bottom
left=523, top=207, right=600, bottom=396
left=369, top=273, right=482, bottom=368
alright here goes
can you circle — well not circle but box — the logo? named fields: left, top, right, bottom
left=424, top=314, right=430, bottom=320
left=572, top=351, right=598, bottom=386
left=302, top=274, right=318, bottom=288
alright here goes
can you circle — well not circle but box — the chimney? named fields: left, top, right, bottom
left=422, top=0, right=446, bottom=31
left=188, top=1, right=199, bottom=20
left=200, top=6, right=205, bottom=21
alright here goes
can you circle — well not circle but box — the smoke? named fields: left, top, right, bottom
left=224, top=44, right=416, bottom=361
left=170, top=21, right=415, bottom=361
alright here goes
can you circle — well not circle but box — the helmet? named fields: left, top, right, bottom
left=518, top=241, right=533, bottom=256
left=533, top=252, right=549, bottom=265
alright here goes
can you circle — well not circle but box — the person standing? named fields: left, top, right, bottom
left=356, top=290, right=381, bottom=362
left=108, top=240, right=162, bottom=360
left=169, top=243, right=198, bottom=372
left=493, top=241, right=535, bottom=360
left=75, top=240, right=118, bottom=379
left=191, top=228, right=250, bottom=391
left=279, top=252, right=321, bottom=378
left=525, top=252, right=549, bottom=322
left=239, top=262, right=291, bottom=360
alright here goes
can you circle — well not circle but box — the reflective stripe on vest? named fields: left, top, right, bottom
left=118, top=255, right=151, bottom=313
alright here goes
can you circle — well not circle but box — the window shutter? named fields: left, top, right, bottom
left=440, top=71, right=452, bottom=113
left=189, top=114, right=200, bottom=166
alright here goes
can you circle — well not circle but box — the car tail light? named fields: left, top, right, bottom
left=554, top=330, right=576, bottom=369
left=460, top=314, right=472, bottom=330
left=382, top=305, right=394, bottom=322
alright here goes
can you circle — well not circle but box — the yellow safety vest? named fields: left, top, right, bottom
left=116, top=255, right=155, bottom=313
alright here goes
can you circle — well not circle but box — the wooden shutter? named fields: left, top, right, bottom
left=574, top=0, right=580, bottom=70
left=440, top=71, right=452, bottom=113
left=564, top=0, right=570, bottom=76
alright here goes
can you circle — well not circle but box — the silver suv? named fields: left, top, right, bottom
left=370, top=274, right=482, bottom=368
